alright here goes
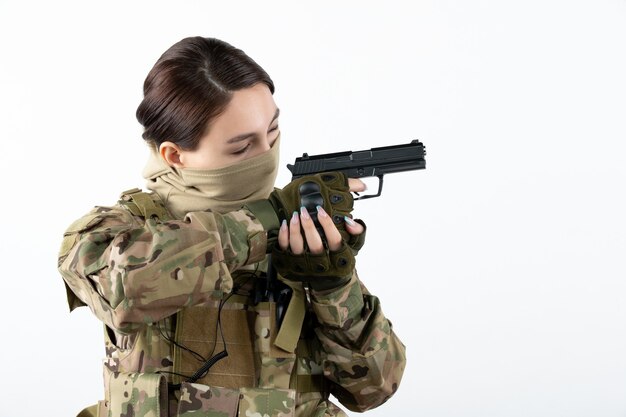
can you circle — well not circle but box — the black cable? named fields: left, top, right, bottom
left=185, top=266, right=259, bottom=384
left=156, top=321, right=206, bottom=363
left=163, top=267, right=260, bottom=391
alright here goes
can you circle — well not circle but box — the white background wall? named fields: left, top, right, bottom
left=1, top=1, right=625, bottom=416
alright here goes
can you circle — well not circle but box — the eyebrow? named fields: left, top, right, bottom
left=226, top=108, right=280, bottom=144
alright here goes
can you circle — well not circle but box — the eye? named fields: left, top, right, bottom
left=269, top=125, right=279, bottom=133
left=232, top=143, right=251, bottom=155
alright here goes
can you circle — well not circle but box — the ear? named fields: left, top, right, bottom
left=159, top=141, right=184, bottom=168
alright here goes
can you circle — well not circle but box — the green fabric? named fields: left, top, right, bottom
left=244, top=199, right=281, bottom=232
left=128, top=191, right=169, bottom=220
left=118, top=188, right=172, bottom=221
left=273, top=282, right=306, bottom=353
left=271, top=242, right=354, bottom=291
left=268, top=172, right=354, bottom=241
left=347, top=219, right=367, bottom=255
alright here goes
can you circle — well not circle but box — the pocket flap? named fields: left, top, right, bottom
left=177, top=382, right=239, bottom=417
left=104, top=368, right=167, bottom=417
left=238, top=387, right=295, bottom=417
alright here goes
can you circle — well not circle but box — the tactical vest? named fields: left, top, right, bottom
left=78, top=188, right=329, bottom=417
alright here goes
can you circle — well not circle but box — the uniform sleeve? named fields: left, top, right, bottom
left=309, top=270, right=406, bottom=412
left=58, top=205, right=268, bottom=334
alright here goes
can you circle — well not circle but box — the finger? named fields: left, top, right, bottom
left=344, top=216, right=365, bottom=235
left=348, top=178, right=367, bottom=193
left=316, top=205, right=343, bottom=251
left=289, top=211, right=304, bottom=255
left=299, top=206, right=324, bottom=254
left=278, top=220, right=289, bottom=250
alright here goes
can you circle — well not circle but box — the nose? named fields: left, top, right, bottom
left=259, top=134, right=272, bottom=152
left=262, top=136, right=272, bottom=152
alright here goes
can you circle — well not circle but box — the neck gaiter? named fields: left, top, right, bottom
left=142, top=135, right=280, bottom=219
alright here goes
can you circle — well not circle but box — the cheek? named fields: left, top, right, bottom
left=183, top=147, right=223, bottom=169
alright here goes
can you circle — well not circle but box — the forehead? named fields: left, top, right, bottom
left=210, top=84, right=277, bottom=135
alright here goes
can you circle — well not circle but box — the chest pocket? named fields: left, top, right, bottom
left=172, top=304, right=256, bottom=389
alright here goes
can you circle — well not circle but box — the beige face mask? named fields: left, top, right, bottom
left=142, top=135, right=280, bottom=218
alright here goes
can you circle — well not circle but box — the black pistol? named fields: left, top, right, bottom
left=287, top=139, right=426, bottom=200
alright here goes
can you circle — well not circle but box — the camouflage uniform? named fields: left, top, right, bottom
left=58, top=189, right=406, bottom=417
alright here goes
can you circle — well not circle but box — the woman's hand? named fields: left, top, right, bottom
left=278, top=178, right=366, bottom=254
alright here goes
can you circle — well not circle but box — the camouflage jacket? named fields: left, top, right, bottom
left=58, top=191, right=406, bottom=417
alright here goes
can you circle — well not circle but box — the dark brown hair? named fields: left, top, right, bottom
left=136, top=37, right=275, bottom=150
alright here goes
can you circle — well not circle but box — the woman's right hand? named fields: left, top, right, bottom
left=277, top=178, right=366, bottom=255
left=267, top=172, right=360, bottom=242
left=271, top=178, right=367, bottom=291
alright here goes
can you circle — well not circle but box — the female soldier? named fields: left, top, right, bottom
left=58, top=36, right=406, bottom=417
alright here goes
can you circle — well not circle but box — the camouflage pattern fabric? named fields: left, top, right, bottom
left=177, top=383, right=239, bottom=417
left=308, top=271, right=406, bottom=412
left=238, top=387, right=296, bottom=417
left=58, top=191, right=406, bottom=417
left=58, top=204, right=267, bottom=333
left=103, top=368, right=168, bottom=417
left=176, top=383, right=297, bottom=417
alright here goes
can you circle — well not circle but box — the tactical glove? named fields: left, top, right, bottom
left=271, top=218, right=367, bottom=291
left=267, top=172, right=354, bottom=241
left=271, top=242, right=354, bottom=291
